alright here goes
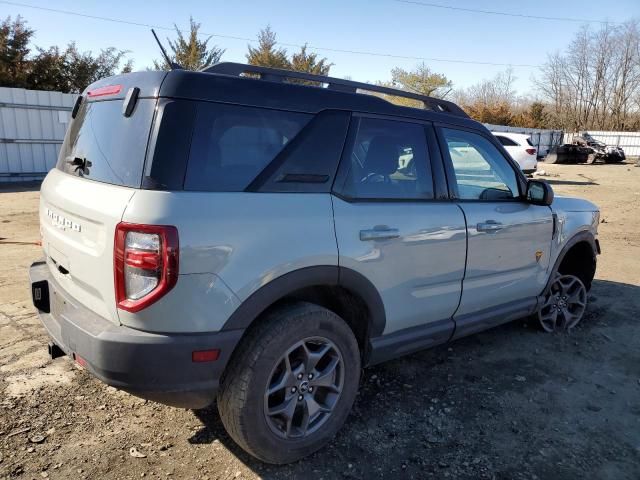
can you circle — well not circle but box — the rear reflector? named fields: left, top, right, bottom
left=526, top=148, right=537, bottom=155
left=73, top=353, right=88, bottom=367
left=192, top=349, right=220, bottom=363
left=87, top=84, right=122, bottom=98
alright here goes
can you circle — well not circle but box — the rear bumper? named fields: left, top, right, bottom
left=29, top=260, right=243, bottom=409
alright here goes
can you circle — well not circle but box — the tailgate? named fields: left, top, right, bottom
left=40, top=169, right=135, bottom=324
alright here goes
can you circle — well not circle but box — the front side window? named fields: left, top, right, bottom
left=339, top=117, right=433, bottom=200
left=185, top=103, right=311, bottom=191
left=442, top=128, right=520, bottom=201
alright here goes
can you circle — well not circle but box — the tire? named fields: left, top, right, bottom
left=217, top=302, right=361, bottom=464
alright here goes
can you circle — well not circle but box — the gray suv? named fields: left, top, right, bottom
left=29, top=63, right=600, bottom=464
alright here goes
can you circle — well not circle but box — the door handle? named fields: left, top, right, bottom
left=476, top=221, right=504, bottom=233
left=359, top=228, right=400, bottom=241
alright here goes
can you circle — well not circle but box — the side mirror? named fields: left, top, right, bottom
left=526, top=180, right=554, bottom=206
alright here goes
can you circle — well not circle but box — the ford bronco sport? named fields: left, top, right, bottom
left=30, top=63, right=600, bottom=464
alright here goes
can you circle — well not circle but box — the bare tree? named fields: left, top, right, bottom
left=536, top=20, right=640, bottom=131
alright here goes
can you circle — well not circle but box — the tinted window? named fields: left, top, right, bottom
left=185, top=103, right=311, bottom=191
left=495, top=135, right=518, bottom=146
left=339, top=117, right=433, bottom=200
left=442, top=128, right=519, bottom=201
left=57, top=99, right=155, bottom=187
left=253, top=110, right=350, bottom=193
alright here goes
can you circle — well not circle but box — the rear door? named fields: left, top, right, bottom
left=438, top=126, right=553, bottom=323
left=332, top=115, right=466, bottom=338
left=40, top=93, right=157, bottom=324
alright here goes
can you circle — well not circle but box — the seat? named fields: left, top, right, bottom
left=356, top=136, right=403, bottom=197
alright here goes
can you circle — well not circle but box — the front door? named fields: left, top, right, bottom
left=438, top=127, right=553, bottom=321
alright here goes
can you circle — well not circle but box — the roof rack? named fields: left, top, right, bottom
left=203, top=62, right=468, bottom=118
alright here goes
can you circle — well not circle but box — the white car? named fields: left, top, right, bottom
left=492, top=132, right=537, bottom=174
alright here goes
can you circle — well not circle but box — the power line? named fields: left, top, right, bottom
left=394, top=0, right=621, bottom=24
left=0, top=0, right=541, bottom=68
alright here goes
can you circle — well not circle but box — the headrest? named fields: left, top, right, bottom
left=365, top=136, right=399, bottom=176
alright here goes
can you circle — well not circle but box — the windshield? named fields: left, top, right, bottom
left=56, top=99, right=156, bottom=187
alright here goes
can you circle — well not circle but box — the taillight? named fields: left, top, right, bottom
left=526, top=148, right=537, bottom=155
left=114, top=223, right=179, bottom=312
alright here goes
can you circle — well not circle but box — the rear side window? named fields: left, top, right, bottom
left=337, top=117, right=433, bottom=200
left=495, top=135, right=518, bottom=146
left=185, top=103, right=311, bottom=191
left=57, top=99, right=156, bottom=187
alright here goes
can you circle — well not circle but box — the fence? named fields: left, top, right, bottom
left=484, top=123, right=564, bottom=158
left=0, top=86, right=76, bottom=183
left=564, top=131, right=640, bottom=159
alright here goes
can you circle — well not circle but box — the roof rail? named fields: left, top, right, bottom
left=202, top=62, right=468, bottom=118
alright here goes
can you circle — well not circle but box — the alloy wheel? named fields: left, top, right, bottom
left=264, top=337, right=344, bottom=439
left=538, top=274, right=587, bottom=332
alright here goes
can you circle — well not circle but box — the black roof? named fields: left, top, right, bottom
left=84, top=63, right=481, bottom=130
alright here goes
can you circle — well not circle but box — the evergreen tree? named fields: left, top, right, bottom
left=154, top=17, right=224, bottom=71
left=28, top=44, right=130, bottom=93
left=246, top=26, right=290, bottom=69
left=376, top=63, right=452, bottom=108
left=0, top=16, right=34, bottom=88
left=290, top=44, right=331, bottom=75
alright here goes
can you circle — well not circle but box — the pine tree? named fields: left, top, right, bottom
left=377, top=63, right=452, bottom=108
left=154, top=17, right=224, bottom=71
left=0, top=16, right=34, bottom=88
left=246, top=26, right=290, bottom=69
left=290, top=44, right=331, bottom=75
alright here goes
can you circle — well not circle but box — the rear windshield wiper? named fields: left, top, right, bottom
left=66, top=156, right=92, bottom=175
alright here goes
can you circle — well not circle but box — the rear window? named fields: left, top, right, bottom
left=495, top=135, right=519, bottom=146
left=57, top=99, right=156, bottom=187
left=184, top=103, right=311, bottom=191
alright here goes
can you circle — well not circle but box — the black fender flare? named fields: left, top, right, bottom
left=221, top=265, right=386, bottom=337
left=542, top=230, right=598, bottom=294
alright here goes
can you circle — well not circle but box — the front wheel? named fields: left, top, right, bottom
left=217, top=302, right=361, bottom=464
left=538, top=274, right=587, bottom=332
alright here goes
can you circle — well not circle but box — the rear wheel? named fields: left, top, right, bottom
left=217, top=302, right=361, bottom=464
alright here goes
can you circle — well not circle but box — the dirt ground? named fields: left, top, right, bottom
left=1, top=161, right=639, bottom=480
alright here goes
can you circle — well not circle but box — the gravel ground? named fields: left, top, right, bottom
left=1, top=161, right=639, bottom=480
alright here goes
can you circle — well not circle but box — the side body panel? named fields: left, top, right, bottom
left=547, top=196, right=600, bottom=280
left=120, top=191, right=338, bottom=333
left=332, top=197, right=467, bottom=335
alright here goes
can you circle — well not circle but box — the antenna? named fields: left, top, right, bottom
left=151, top=29, right=182, bottom=70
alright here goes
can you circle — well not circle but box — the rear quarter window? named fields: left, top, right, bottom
left=184, top=103, right=311, bottom=191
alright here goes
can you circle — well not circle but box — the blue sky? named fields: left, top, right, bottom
left=3, top=0, right=640, bottom=96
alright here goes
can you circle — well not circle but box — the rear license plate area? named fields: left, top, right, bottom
left=32, top=280, right=50, bottom=313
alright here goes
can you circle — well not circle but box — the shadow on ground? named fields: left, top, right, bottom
left=188, top=279, right=640, bottom=479
left=0, top=181, right=42, bottom=193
